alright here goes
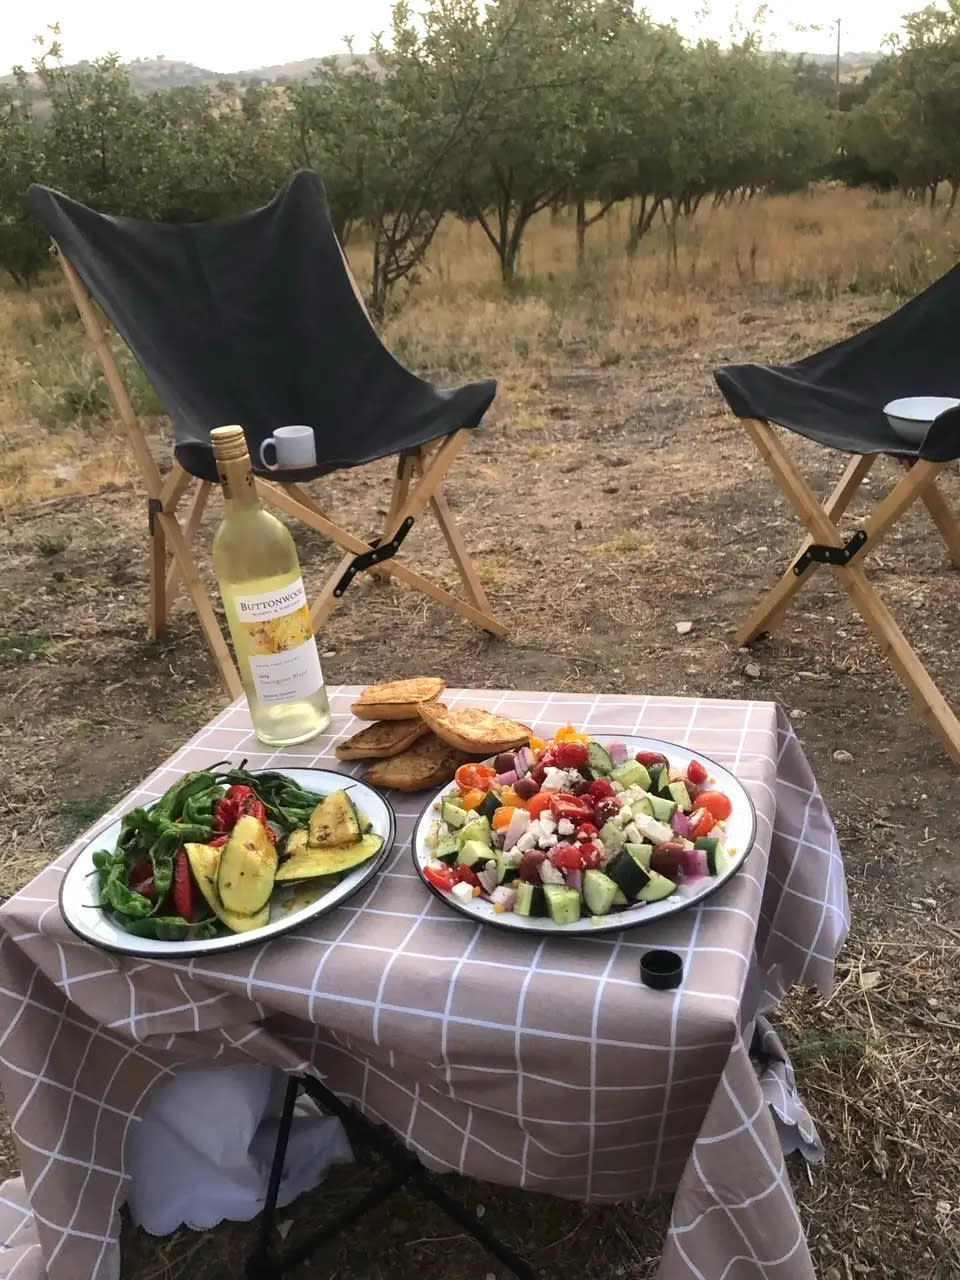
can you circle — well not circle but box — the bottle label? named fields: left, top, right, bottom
left=235, top=579, right=325, bottom=706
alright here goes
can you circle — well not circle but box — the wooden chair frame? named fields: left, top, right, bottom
left=55, top=248, right=506, bottom=699
left=737, top=419, right=960, bottom=763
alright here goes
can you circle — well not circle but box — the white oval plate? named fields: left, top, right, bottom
left=59, top=769, right=395, bottom=958
left=412, top=737, right=756, bottom=934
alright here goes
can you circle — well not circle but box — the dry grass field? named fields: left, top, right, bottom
left=0, top=186, right=958, bottom=1279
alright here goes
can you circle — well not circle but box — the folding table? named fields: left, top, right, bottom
left=0, top=688, right=849, bottom=1280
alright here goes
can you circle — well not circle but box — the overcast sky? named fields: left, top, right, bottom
left=4, top=1, right=915, bottom=77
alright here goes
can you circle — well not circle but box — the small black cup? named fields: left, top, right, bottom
left=640, top=950, right=683, bottom=991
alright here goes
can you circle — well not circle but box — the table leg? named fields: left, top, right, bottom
left=246, top=1074, right=299, bottom=1279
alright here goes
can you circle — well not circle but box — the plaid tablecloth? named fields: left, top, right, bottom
left=0, top=689, right=848, bottom=1280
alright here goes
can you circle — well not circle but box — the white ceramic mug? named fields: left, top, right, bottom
left=259, top=425, right=317, bottom=470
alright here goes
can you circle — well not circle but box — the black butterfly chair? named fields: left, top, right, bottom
left=28, top=172, right=505, bottom=698
left=715, top=267, right=960, bottom=762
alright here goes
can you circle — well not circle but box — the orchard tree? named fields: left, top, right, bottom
left=0, top=76, right=46, bottom=285
left=449, top=0, right=616, bottom=283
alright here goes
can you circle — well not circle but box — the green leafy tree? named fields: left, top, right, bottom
left=448, top=0, right=619, bottom=283
left=0, top=74, right=46, bottom=285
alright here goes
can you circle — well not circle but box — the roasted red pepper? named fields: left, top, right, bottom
left=171, top=849, right=202, bottom=922
left=128, top=857, right=156, bottom=899
left=213, top=784, right=275, bottom=841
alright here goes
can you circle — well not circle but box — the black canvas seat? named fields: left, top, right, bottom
left=716, top=263, right=960, bottom=463
left=29, top=172, right=505, bottom=694
left=714, top=267, right=960, bottom=762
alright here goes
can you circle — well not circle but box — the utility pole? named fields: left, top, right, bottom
left=835, top=17, right=841, bottom=112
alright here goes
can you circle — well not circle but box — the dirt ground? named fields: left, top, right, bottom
left=1, top=282, right=959, bottom=1278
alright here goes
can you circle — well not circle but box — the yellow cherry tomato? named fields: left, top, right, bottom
left=491, top=806, right=517, bottom=832
left=461, top=787, right=486, bottom=811
left=554, top=723, right=591, bottom=744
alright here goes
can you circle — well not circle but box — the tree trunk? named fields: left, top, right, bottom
left=948, top=179, right=960, bottom=213
left=575, top=199, right=587, bottom=269
left=369, top=235, right=387, bottom=324
left=626, top=196, right=661, bottom=256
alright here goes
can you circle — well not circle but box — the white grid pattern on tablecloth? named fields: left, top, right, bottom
left=0, top=689, right=848, bottom=1280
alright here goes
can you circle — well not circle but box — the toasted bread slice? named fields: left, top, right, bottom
left=335, top=718, right=431, bottom=761
left=351, top=676, right=446, bottom=721
left=417, top=702, right=531, bottom=754
left=364, top=733, right=474, bottom=792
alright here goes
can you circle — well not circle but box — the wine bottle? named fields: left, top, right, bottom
left=210, top=425, right=331, bottom=745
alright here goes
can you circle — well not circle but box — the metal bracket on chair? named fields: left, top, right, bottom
left=333, top=517, right=415, bottom=597
left=147, top=498, right=162, bottom=535
left=793, top=529, right=867, bottom=576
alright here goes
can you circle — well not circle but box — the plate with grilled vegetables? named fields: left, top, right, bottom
left=59, top=764, right=395, bottom=957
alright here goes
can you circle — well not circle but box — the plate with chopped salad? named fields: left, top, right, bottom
left=59, top=763, right=395, bottom=957
left=412, top=727, right=756, bottom=933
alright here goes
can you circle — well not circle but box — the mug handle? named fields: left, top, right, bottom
left=259, top=438, right=279, bottom=470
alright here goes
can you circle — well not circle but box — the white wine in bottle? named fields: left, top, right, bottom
left=210, top=425, right=330, bottom=745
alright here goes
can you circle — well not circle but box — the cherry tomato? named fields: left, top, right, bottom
left=525, top=793, right=555, bottom=820
left=424, top=865, right=455, bottom=891
left=554, top=741, right=589, bottom=769
left=455, top=763, right=496, bottom=793
left=461, top=788, right=486, bottom=811
left=578, top=841, right=604, bottom=870
left=635, top=750, right=669, bottom=769
left=455, top=865, right=481, bottom=886
left=576, top=822, right=599, bottom=841
left=691, top=809, right=716, bottom=840
left=697, top=790, right=732, bottom=821
left=491, top=806, right=517, bottom=832
left=551, top=843, right=583, bottom=871
left=687, top=759, right=709, bottom=786
left=588, top=779, right=616, bottom=800
left=550, top=792, right=593, bottom=824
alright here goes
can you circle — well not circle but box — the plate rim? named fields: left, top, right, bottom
left=410, top=735, right=757, bottom=935
left=58, top=767, right=396, bottom=959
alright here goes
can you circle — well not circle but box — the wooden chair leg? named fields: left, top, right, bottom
left=166, top=480, right=211, bottom=606
left=409, top=448, right=495, bottom=614
left=373, top=454, right=416, bottom=582
left=149, top=515, right=167, bottom=640
left=157, top=512, right=243, bottom=699
left=744, top=421, right=960, bottom=761
left=840, top=562, right=960, bottom=762
left=898, top=461, right=960, bottom=567
left=261, top=480, right=506, bottom=634
left=735, top=453, right=874, bottom=645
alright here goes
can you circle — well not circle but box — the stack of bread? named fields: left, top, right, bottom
left=336, top=678, right=530, bottom=791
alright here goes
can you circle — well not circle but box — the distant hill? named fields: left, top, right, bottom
left=3, top=52, right=378, bottom=102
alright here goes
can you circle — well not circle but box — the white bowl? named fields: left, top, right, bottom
left=884, top=396, right=960, bottom=445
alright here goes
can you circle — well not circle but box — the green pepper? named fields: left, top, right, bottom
left=152, top=771, right=221, bottom=822
left=147, top=831, right=179, bottom=897
left=181, top=786, right=222, bottom=827
left=119, top=915, right=220, bottom=942
left=100, top=862, right=155, bottom=918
